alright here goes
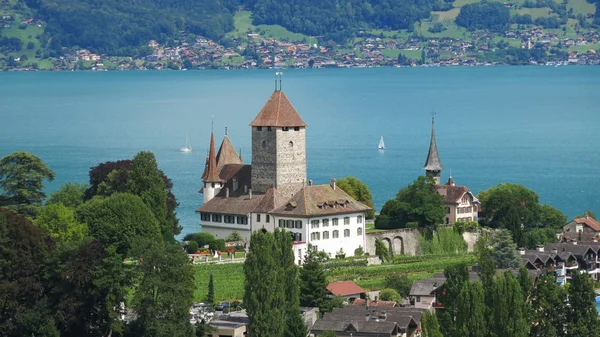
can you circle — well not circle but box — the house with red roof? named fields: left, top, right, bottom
left=326, top=281, right=366, bottom=302
left=563, top=213, right=600, bottom=241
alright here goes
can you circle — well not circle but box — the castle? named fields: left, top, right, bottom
left=196, top=82, right=370, bottom=264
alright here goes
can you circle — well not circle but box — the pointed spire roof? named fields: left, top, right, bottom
left=217, top=135, right=242, bottom=171
left=249, top=90, right=307, bottom=127
left=202, top=132, right=221, bottom=183
left=423, top=115, right=444, bottom=171
left=446, top=176, right=455, bottom=186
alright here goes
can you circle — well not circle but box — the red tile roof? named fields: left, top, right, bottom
left=216, top=136, right=242, bottom=171
left=574, top=216, right=600, bottom=232
left=249, top=90, right=307, bottom=127
left=327, top=281, right=366, bottom=296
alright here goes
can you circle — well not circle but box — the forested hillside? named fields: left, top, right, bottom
left=242, top=0, right=452, bottom=41
left=27, top=0, right=238, bottom=55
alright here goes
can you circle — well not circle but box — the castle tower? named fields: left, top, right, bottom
left=249, top=81, right=307, bottom=199
left=423, top=113, right=443, bottom=185
left=201, top=131, right=222, bottom=203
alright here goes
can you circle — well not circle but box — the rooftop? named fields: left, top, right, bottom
left=249, top=90, right=307, bottom=127
left=326, top=280, right=366, bottom=296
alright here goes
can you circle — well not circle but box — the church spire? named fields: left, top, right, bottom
left=202, top=131, right=220, bottom=183
left=423, top=112, right=443, bottom=184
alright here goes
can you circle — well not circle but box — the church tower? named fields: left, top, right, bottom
left=201, top=131, right=222, bottom=203
left=250, top=79, right=307, bottom=199
left=423, top=113, right=443, bottom=185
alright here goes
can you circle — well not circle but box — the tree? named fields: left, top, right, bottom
left=0, top=151, right=55, bottom=214
left=184, top=232, right=216, bottom=248
left=244, top=229, right=284, bottom=337
left=566, top=270, right=600, bottom=336
left=35, top=202, right=88, bottom=246
left=225, top=231, right=244, bottom=242
left=0, top=208, right=58, bottom=337
left=455, top=281, right=487, bottom=337
left=529, top=273, right=567, bottom=337
left=195, top=320, right=216, bottom=337
left=421, top=311, right=443, bottom=337
left=384, top=273, right=412, bottom=298
left=476, top=229, right=522, bottom=269
left=128, top=240, right=195, bottom=337
left=439, top=263, right=469, bottom=337
left=377, top=176, right=445, bottom=229
left=47, top=182, right=88, bottom=209
left=378, top=288, right=401, bottom=303
left=206, top=273, right=215, bottom=305
left=77, top=193, right=161, bottom=256
left=576, top=210, right=596, bottom=220
left=375, top=238, right=391, bottom=262
left=488, top=271, right=529, bottom=337
left=299, top=244, right=329, bottom=310
left=187, top=240, right=199, bottom=254
left=336, top=176, right=375, bottom=219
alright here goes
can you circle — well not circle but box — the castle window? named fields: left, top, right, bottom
left=266, top=215, right=270, bottom=223
left=294, top=127, right=300, bottom=131
left=322, top=219, right=329, bottom=227
left=344, top=229, right=350, bottom=237
left=282, top=127, right=289, bottom=131
left=344, top=217, right=350, bottom=225
left=211, top=214, right=222, bottom=223
left=256, top=214, right=261, bottom=222
left=267, top=126, right=272, bottom=131
left=357, top=227, right=363, bottom=236
left=323, top=231, right=329, bottom=239
left=357, top=215, right=363, bottom=224
left=446, top=207, right=450, bottom=214
left=257, top=126, right=262, bottom=131
left=295, top=221, right=302, bottom=229
left=224, top=215, right=235, bottom=224
left=332, top=218, right=339, bottom=226
left=311, top=232, right=320, bottom=241
left=288, top=141, right=294, bottom=148
left=332, top=230, right=339, bottom=239
left=311, top=220, right=319, bottom=229
left=200, top=213, right=210, bottom=221
left=286, top=220, right=293, bottom=228
left=237, top=216, right=248, bottom=225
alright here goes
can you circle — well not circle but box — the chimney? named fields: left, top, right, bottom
left=249, top=188, right=253, bottom=199
left=308, top=180, right=313, bottom=186
left=536, top=245, right=544, bottom=252
left=331, top=178, right=336, bottom=190
left=585, top=212, right=590, bottom=219
left=225, top=187, right=229, bottom=198
left=518, top=247, right=526, bottom=255
left=572, top=241, right=578, bottom=245
left=551, top=248, right=558, bottom=254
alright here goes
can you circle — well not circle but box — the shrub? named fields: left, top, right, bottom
left=354, top=246, right=364, bottom=257
left=184, top=232, right=215, bottom=248
left=384, top=273, right=412, bottom=298
left=375, top=238, right=391, bottom=262
left=209, top=239, right=226, bottom=252
left=187, top=241, right=199, bottom=254
left=378, top=288, right=401, bottom=302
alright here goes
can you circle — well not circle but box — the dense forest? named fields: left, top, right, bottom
left=242, top=0, right=452, bottom=41
left=27, top=0, right=238, bottom=55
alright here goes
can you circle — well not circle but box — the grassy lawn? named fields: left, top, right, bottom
left=230, top=11, right=310, bottom=43
left=567, top=0, right=596, bottom=16
left=433, top=8, right=461, bottom=21
left=194, top=263, right=245, bottom=302
left=420, top=21, right=470, bottom=39
left=453, top=0, right=480, bottom=7
left=515, top=7, right=554, bottom=19
left=569, top=43, right=600, bottom=52
left=0, top=10, right=47, bottom=68
left=398, top=49, right=422, bottom=60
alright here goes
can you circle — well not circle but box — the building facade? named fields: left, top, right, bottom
left=196, top=83, right=370, bottom=263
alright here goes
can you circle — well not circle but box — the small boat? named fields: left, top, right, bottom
left=180, top=133, right=192, bottom=153
left=378, top=136, right=385, bottom=150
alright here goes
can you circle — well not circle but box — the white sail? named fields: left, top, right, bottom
left=378, top=136, right=385, bottom=150
left=180, top=133, right=192, bottom=153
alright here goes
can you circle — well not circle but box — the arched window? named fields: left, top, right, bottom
left=357, top=227, right=363, bottom=236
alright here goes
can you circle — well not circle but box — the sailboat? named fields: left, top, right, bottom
left=180, top=134, right=192, bottom=153
left=378, top=136, right=385, bottom=150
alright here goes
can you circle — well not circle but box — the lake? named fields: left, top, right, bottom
left=0, top=66, right=598, bottom=237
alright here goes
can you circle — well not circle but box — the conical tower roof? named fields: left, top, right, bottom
left=202, top=132, right=221, bottom=183
left=217, top=135, right=242, bottom=171
left=249, top=90, right=307, bottom=127
left=423, top=116, right=443, bottom=171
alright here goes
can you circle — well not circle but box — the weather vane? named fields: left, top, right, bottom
left=275, top=71, right=283, bottom=91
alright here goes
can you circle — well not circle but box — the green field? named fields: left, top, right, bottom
left=433, top=8, right=461, bottom=21
left=194, top=253, right=475, bottom=301
left=515, top=7, right=555, bottom=19
left=569, top=42, right=600, bottom=52
left=230, top=11, right=311, bottom=43
left=0, top=8, right=48, bottom=68
left=567, top=0, right=596, bottom=16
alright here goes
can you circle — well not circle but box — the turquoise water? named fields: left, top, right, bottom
left=0, top=67, right=599, bottom=237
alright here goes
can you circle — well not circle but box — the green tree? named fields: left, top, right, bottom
left=318, top=331, right=337, bottom=337
left=299, top=244, right=329, bottom=310
left=195, top=319, right=216, bottom=337
left=576, top=210, right=596, bottom=219
left=128, top=240, right=195, bottom=337
left=0, top=151, right=55, bottom=215
left=77, top=193, right=161, bottom=256
left=47, top=182, right=88, bottom=209
left=439, top=263, right=469, bottom=337
left=35, top=202, right=88, bottom=246
left=421, top=311, right=443, bottom=337
left=455, top=281, right=487, bottom=337
left=529, top=273, right=567, bottom=337
left=476, top=229, right=522, bottom=269
left=375, top=238, right=391, bottom=262
left=489, top=271, right=529, bottom=337
left=225, top=231, right=244, bottom=242
left=187, top=240, right=199, bottom=254
left=207, top=273, right=215, bottom=305
left=336, top=176, right=375, bottom=219
left=184, top=232, right=216, bottom=248
left=378, top=288, right=401, bottom=303
left=0, top=208, right=58, bottom=337
left=566, top=270, right=600, bottom=336
left=244, top=229, right=284, bottom=337
left=384, top=273, right=412, bottom=298
left=377, top=176, right=445, bottom=229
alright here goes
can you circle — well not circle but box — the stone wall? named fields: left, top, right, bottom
left=275, top=127, right=306, bottom=199
left=365, top=228, right=421, bottom=256
left=250, top=127, right=277, bottom=193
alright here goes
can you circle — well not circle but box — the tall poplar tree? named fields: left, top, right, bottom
left=566, top=270, right=600, bottom=337
left=299, top=245, right=329, bottom=310
left=455, top=282, right=487, bottom=337
left=529, top=273, right=567, bottom=337
left=489, top=271, right=529, bottom=337
left=206, top=273, right=215, bottom=305
left=244, top=229, right=284, bottom=337
left=421, top=311, right=443, bottom=337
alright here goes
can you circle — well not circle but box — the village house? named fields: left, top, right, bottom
left=196, top=83, right=370, bottom=263
left=326, top=281, right=366, bottom=302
